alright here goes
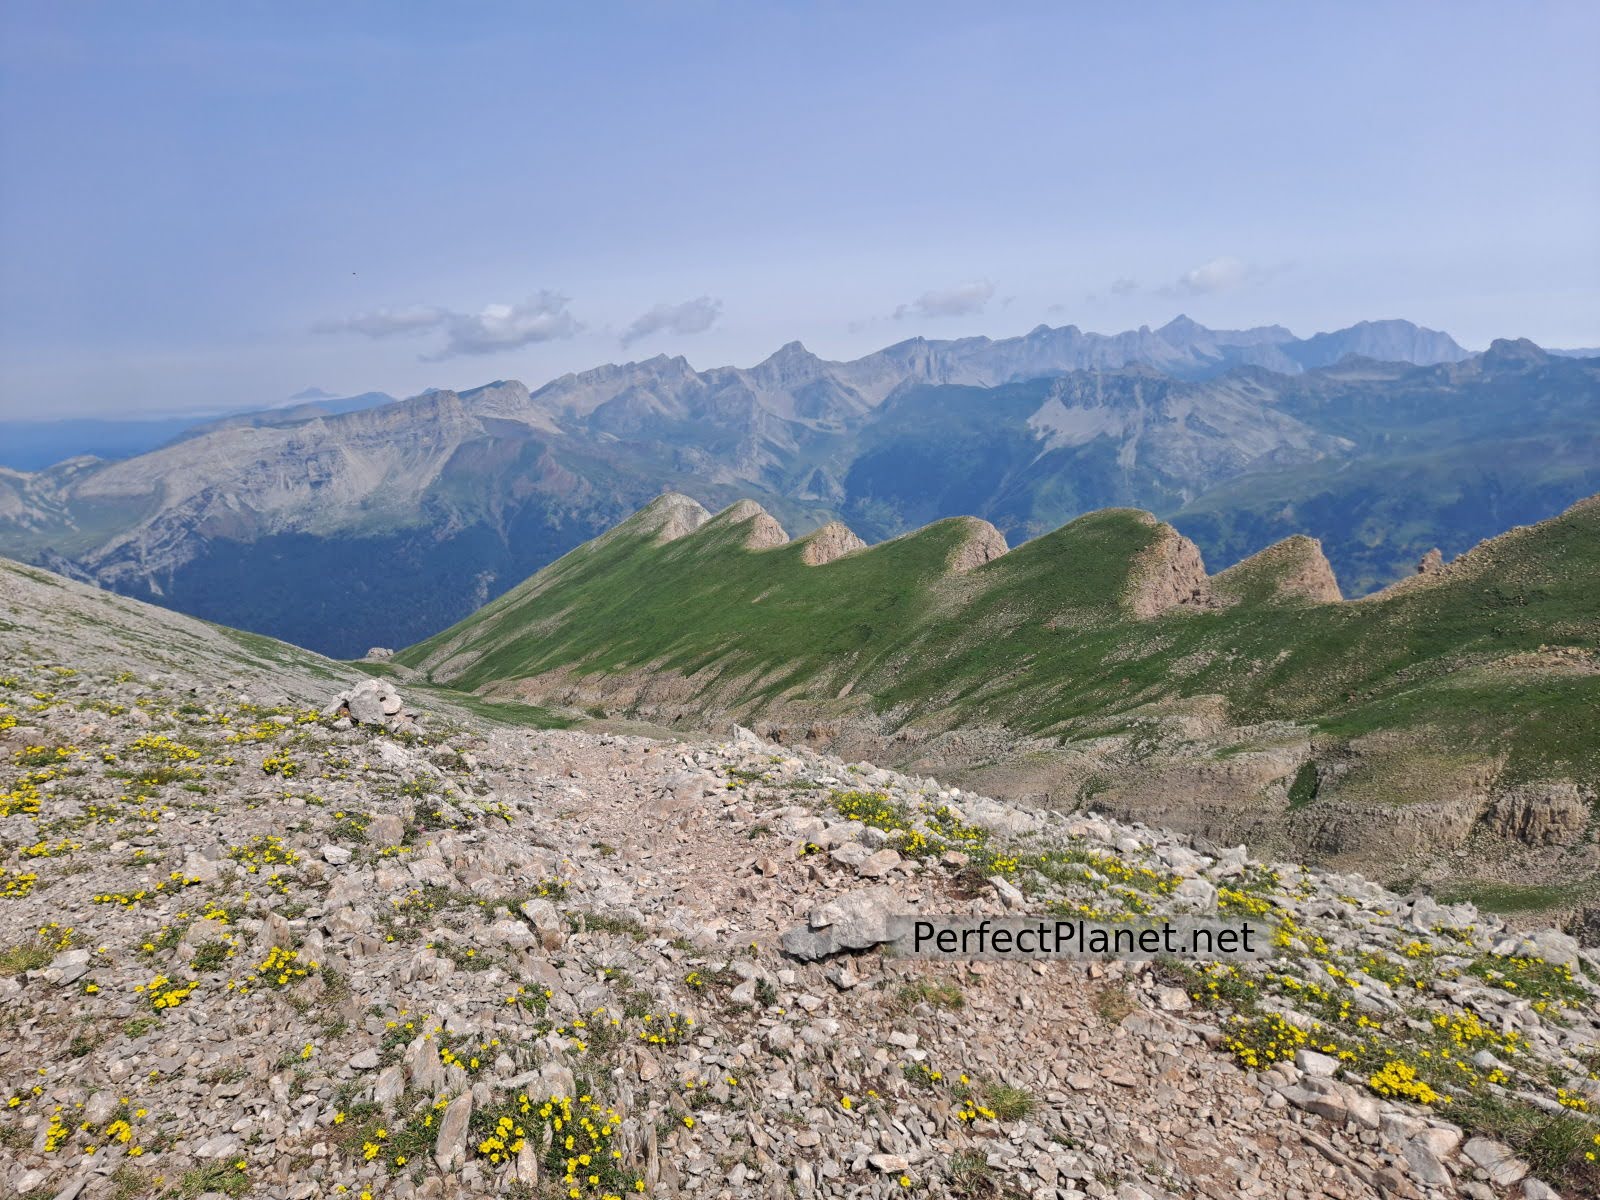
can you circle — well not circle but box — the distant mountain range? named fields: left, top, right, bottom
left=1, top=316, right=1595, bottom=658
left=0, top=391, right=395, bottom=471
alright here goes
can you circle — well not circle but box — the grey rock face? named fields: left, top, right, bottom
left=780, top=887, right=900, bottom=961
left=322, top=678, right=417, bottom=734
left=1486, top=781, right=1594, bottom=846
left=1462, top=1136, right=1528, bottom=1186
left=433, top=1091, right=473, bottom=1172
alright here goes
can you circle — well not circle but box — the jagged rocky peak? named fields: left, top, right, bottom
left=712, top=499, right=790, bottom=549
left=797, top=520, right=868, bottom=566
left=749, top=340, right=826, bottom=387
left=1157, top=313, right=1208, bottom=341
left=458, top=378, right=531, bottom=405
left=1481, top=337, right=1550, bottom=369
left=1212, top=534, right=1343, bottom=605
left=1125, top=517, right=1212, bottom=618
left=633, top=492, right=712, bottom=543
left=945, top=516, right=1008, bottom=574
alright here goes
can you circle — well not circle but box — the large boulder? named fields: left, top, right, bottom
left=780, top=886, right=900, bottom=961
left=323, top=678, right=418, bottom=734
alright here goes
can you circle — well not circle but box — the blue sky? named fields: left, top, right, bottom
left=2, top=2, right=1596, bottom=419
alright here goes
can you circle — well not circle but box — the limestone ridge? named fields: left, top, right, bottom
left=1124, top=516, right=1213, bottom=618
left=1211, top=535, right=1343, bottom=605
left=707, top=499, right=790, bottom=550
left=638, top=492, right=712, bottom=544
left=798, top=520, right=869, bottom=566
left=397, top=492, right=1600, bottom=900
left=944, top=517, right=1008, bottom=574
left=688, top=502, right=1004, bottom=575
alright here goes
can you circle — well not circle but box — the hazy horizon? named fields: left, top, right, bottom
left=3, top=1, right=1597, bottom=420
left=0, top=310, right=1563, bottom=428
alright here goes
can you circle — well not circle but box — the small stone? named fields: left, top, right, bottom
left=824, top=963, right=860, bottom=990
left=857, top=849, right=901, bottom=878
left=1462, top=1137, right=1528, bottom=1187
left=1293, top=1049, right=1339, bottom=1077
left=990, top=875, right=1026, bottom=908
left=1154, top=986, right=1190, bottom=1012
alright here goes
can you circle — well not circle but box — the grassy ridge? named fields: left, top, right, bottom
left=399, top=495, right=1600, bottom=786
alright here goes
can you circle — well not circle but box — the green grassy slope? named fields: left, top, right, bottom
left=400, top=494, right=1600, bottom=786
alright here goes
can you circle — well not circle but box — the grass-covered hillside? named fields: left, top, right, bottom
left=403, top=492, right=1600, bottom=785
left=400, top=488, right=1600, bottom=899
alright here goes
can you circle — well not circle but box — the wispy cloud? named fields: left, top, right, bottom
left=1173, top=256, right=1259, bottom=295
left=428, top=294, right=581, bottom=359
left=312, top=305, right=445, bottom=338
left=894, top=280, right=995, bottom=320
left=620, top=296, right=722, bottom=349
left=1108, top=277, right=1140, bottom=296
left=313, top=293, right=581, bottom=359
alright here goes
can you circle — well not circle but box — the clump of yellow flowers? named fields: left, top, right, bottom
left=261, top=751, right=300, bottom=778
left=1368, top=1060, right=1447, bottom=1106
left=227, top=834, right=302, bottom=871
left=135, top=974, right=198, bottom=1010
left=473, top=1091, right=643, bottom=1199
left=92, top=871, right=203, bottom=906
left=245, top=945, right=317, bottom=990
left=1, top=868, right=40, bottom=899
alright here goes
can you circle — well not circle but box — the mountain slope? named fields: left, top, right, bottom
left=9, top=575, right=1600, bottom=1197
left=0, top=319, right=1582, bottom=658
left=401, top=493, right=1600, bottom=887
left=0, top=392, right=395, bottom=472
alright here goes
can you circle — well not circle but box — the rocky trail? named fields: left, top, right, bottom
left=3, top=637, right=1600, bottom=1200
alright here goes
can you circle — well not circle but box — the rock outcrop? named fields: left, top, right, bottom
left=798, top=520, right=868, bottom=565
left=945, top=516, right=1007, bottom=573
left=321, top=677, right=419, bottom=733
left=1212, top=534, right=1343, bottom=605
left=642, top=491, right=713, bottom=543
left=716, top=499, right=789, bottom=549
left=1486, top=781, right=1595, bottom=846
left=1126, top=521, right=1212, bottom=617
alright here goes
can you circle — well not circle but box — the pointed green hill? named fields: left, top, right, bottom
left=399, top=493, right=1600, bottom=805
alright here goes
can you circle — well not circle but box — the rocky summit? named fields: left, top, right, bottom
left=5, top=560, right=1600, bottom=1200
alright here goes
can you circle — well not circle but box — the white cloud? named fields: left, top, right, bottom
left=620, top=296, right=722, bottom=348
left=427, top=293, right=581, bottom=359
left=1108, top=277, right=1140, bottom=295
left=894, top=280, right=996, bottom=320
left=314, top=293, right=581, bottom=359
left=1174, top=256, right=1257, bottom=295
